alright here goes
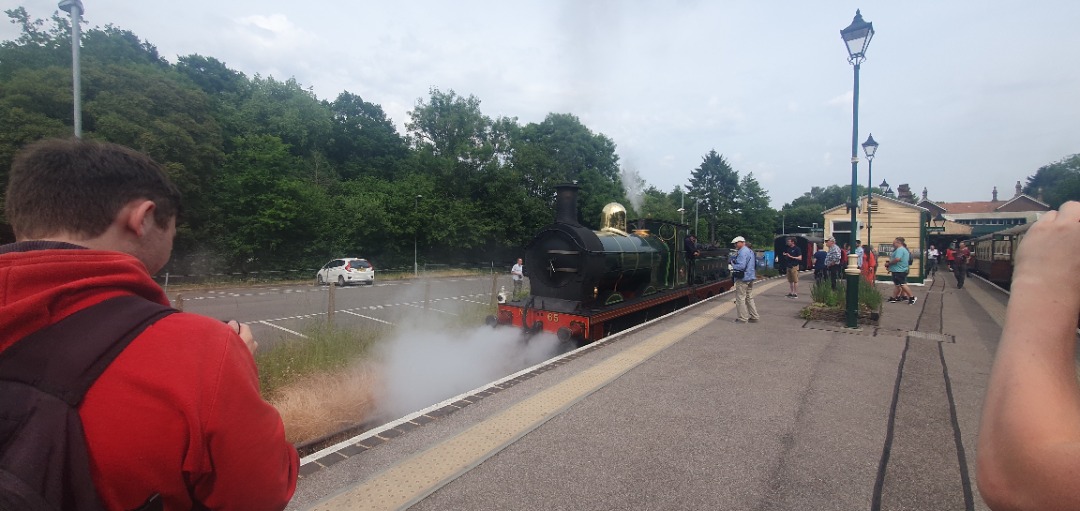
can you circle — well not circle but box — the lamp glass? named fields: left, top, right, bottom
left=862, top=134, right=878, bottom=159
left=840, top=11, right=875, bottom=58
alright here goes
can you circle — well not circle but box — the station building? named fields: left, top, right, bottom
left=822, top=193, right=971, bottom=284
left=916, top=182, right=1050, bottom=237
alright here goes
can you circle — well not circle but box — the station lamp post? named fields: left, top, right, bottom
left=841, top=9, right=875, bottom=328
left=414, top=194, right=422, bottom=276
left=862, top=134, right=878, bottom=249
left=880, top=179, right=893, bottom=198
left=58, top=0, right=84, bottom=137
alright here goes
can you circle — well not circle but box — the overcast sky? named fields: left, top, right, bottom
left=5, top=1, right=1078, bottom=208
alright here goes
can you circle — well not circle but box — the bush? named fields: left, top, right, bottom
left=809, top=278, right=883, bottom=312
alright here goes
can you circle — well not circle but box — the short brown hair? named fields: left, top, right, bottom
left=4, top=138, right=181, bottom=239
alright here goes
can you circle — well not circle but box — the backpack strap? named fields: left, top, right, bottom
left=0, top=295, right=177, bottom=406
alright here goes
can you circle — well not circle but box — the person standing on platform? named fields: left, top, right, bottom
left=854, top=240, right=865, bottom=269
left=0, top=138, right=298, bottom=510
left=955, top=242, right=971, bottom=289
left=977, top=201, right=1080, bottom=510
left=781, top=237, right=802, bottom=298
left=926, top=244, right=940, bottom=279
left=511, top=258, right=524, bottom=296
left=861, top=246, right=877, bottom=284
left=813, top=245, right=828, bottom=284
left=946, top=245, right=956, bottom=272
left=824, top=237, right=842, bottom=289
left=886, top=237, right=916, bottom=304
left=730, top=236, right=760, bottom=323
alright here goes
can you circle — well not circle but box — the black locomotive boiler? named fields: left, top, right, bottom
left=491, top=184, right=733, bottom=344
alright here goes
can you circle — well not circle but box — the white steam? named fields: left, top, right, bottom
left=374, top=326, right=563, bottom=419
left=621, top=165, right=645, bottom=214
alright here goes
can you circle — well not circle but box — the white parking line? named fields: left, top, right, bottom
left=258, top=321, right=309, bottom=339
left=405, top=303, right=458, bottom=316
left=457, top=298, right=489, bottom=305
left=341, top=310, right=395, bottom=325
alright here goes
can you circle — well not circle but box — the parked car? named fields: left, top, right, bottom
left=316, top=258, right=374, bottom=286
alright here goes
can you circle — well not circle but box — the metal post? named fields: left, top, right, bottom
left=414, top=195, right=421, bottom=276
left=867, top=158, right=873, bottom=249
left=327, top=280, right=335, bottom=321
left=845, top=60, right=862, bottom=328
left=694, top=201, right=699, bottom=237
left=59, top=0, right=84, bottom=137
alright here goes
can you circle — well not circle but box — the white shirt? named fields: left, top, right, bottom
left=511, top=263, right=523, bottom=281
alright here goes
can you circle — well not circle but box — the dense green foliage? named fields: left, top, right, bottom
left=0, top=9, right=781, bottom=273
left=1023, top=154, right=1080, bottom=209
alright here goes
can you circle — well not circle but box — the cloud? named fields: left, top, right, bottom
left=827, top=90, right=854, bottom=109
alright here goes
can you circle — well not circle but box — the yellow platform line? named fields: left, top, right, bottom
left=307, top=279, right=781, bottom=511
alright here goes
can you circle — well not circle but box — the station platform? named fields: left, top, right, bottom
left=286, top=270, right=1009, bottom=511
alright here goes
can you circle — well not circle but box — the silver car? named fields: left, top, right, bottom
left=316, top=258, right=375, bottom=286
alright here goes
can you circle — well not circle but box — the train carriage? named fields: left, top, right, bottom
left=971, top=223, right=1029, bottom=288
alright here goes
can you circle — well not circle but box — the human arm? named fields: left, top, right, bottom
left=195, top=330, right=299, bottom=510
left=977, top=202, right=1080, bottom=510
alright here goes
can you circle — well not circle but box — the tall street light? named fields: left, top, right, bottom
left=841, top=9, right=875, bottom=328
left=58, top=0, right=84, bottom=138
left=414, top=194, right=422, bottom=276
left=862, top=133, right=878, bottom=251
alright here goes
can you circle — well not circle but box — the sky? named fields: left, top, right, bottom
left=4, top=1, right=1079, bottom=209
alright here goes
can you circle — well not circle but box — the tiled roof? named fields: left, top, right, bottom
left=934, top=194, right=1050, bottom=214
left=935, top=201, right=1000, bottom=214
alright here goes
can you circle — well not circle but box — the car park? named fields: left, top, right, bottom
left=316, top=258, right=375, bottom=286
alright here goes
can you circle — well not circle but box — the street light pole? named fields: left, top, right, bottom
left=58, top=0, right=84, bottom=138
left=841, top=9, right=875, bottom=328
left=862, top=134, right=878, bottom=250
left=414, top=194, right=422, bottom=276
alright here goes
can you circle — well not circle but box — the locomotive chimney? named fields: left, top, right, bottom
left=554, top=184, right=581, bottom=226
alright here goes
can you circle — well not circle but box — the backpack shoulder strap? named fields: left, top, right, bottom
left=0, top=295, right=177, bottom=406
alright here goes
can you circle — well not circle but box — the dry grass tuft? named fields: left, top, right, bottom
left=270, top=360, right=384, bottom=444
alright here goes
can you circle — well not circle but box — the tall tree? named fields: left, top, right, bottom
left=687, top=150, right=740, bottom=244
left=736, top=172, right=776, bottom=247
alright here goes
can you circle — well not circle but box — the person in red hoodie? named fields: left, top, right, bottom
left=0, top=139, right=298, bottom=510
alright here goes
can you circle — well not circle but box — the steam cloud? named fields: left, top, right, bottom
left=374, top=326, right=563, bottom=419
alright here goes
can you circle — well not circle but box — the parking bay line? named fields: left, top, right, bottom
left=340, top=310, right=395, bottom=325
left=258, top=321, right=309, bottom=339
left=306, top=278, right=782, bottom=511
left=404, top=303, right=458, bottom=316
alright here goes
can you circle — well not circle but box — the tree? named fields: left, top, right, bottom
left=209, top=135, right=329, bottom=269
left=327, top=91, right=408, bottom=181
left=687, top=150, right=740, bottom=244
left=511, top=113, right=625, bottom=227
left=1024, top=154, right=1080, bottom=209
left=736, top=172, right=776, bottom=247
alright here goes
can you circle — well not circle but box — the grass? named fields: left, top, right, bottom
left=256, top=321, right=386, bottom=398
left=256, top=300, right=500, bottom=444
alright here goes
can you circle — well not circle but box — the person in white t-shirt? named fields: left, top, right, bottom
left=511, top=258, right=524, bottom=295
left=926, top=245, right=940, bottom=278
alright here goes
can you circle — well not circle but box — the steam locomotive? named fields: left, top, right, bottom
left=490, top=184, right=733, bottom=345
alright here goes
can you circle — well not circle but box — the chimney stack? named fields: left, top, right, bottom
left=554, top=184, right=581, bottom=226
left=1015, top=181, right=1022, bottom=197
left=921, top=187, right=928, bottom=201
left=992, top=186, right=998, bottom=202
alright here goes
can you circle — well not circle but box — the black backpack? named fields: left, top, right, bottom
left=0, top=295, right=176, bottom=511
